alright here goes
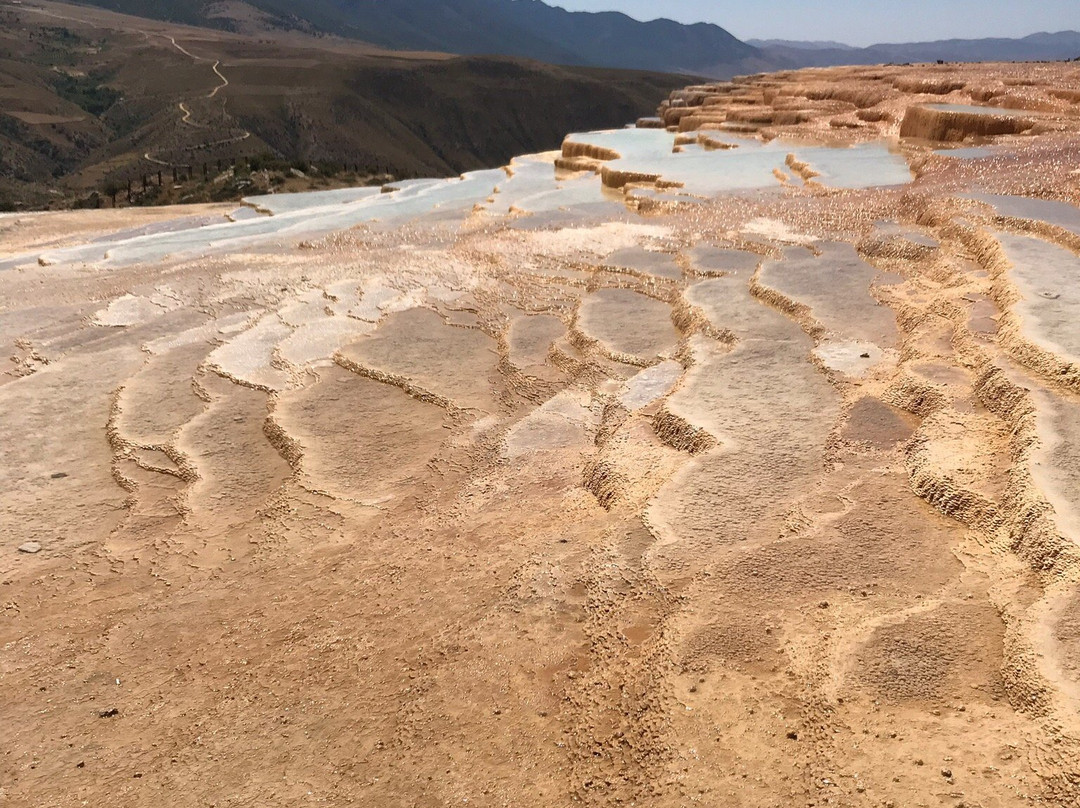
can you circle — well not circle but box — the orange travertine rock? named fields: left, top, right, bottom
left=4, top=59, right=1080, bottom=808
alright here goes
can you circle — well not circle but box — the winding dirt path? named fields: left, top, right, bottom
left=208, top=60, right=229, bottom=98
left=141, top=35, right=249, bottom=168
left=162, top=36, right=233, bottom=124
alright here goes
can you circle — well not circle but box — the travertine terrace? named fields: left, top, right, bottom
left=4, top=61, right=1080, bottom=806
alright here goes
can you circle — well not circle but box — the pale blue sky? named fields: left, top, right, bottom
left=550, top=1, right=1080, bottom=46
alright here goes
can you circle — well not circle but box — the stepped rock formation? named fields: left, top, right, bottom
left=4, top=61, right=1080, bottom=807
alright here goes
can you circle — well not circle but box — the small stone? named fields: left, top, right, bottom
left=786, top=730, right=799, bottom=740
left=860, top=352, right=871, bottom=358
left=18, top=542, right=41, bottom=554
left=98, top=707, right=120, bottom=719
left=50, top=472, right=68, bottom=479
left=941, top=768, right=952, bottom=778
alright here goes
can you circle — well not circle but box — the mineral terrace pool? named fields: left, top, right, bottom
left=1, top=126, right=918, bottom=271
left=562, top=127, right=912, bottom=193
left=926, top=103, right=1035, bottom=116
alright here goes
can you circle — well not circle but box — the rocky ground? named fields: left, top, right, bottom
left=2, top=61, right=1080, bottom=807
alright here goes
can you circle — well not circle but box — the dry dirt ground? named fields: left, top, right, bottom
left=3, top=62, right=1080, bottom=807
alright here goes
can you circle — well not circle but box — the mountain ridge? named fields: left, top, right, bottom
left=746, top=39, right=856, bottom=51
left=70, top=0, right=763, bottom=75
left=69, top=0, right=1080, bottom=75
left=760, top=30, right=1080, bottom=68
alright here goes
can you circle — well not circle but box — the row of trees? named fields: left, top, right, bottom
left=95, top=154, right=395, bottom=207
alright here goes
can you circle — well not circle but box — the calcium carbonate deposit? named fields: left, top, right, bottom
left=4, top=60, right=1080, bottom=808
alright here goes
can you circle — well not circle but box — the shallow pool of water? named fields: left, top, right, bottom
left=759, top=243, right=900, bottom=350
left=792, top=143, right=912, bottom=188
left=997, top=232, right=1080, bottom=364
left=244, top=187, right=383, bottom=215
left=975, top=194, right=1080, bottom=236
left=563, top=128, right=911, bottom=194
left=578, top=288, right=679, bottom=363
left=926, top=104, right=1033, bottom=116
left=934, top=147, right=997, bottom=159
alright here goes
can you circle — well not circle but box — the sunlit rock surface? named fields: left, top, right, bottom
left=4, top=61, right=1080, bottom=807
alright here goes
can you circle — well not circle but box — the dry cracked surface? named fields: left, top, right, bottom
left=3, top=61, right=1080, bottom=807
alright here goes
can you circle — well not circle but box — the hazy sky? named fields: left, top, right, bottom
left=550, top=1, right=1080, bottom=47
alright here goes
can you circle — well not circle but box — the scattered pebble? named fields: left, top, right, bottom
left=17, top=542, right=41, bottom=554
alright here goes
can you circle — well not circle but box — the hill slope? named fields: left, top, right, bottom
left=326, top=0, right=760, bottom=75
left=0, top=1, right=692, bottom=209
left=72, top=0, right=763, bottom=75
left=72, top=0, right=1080, bottom=76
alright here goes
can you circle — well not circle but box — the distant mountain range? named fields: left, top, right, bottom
left=69, top=0, right=1080, bottom=75
left=747, top=39, right=857, bottom=51
left=762, top=31, right=1080, bottom=68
